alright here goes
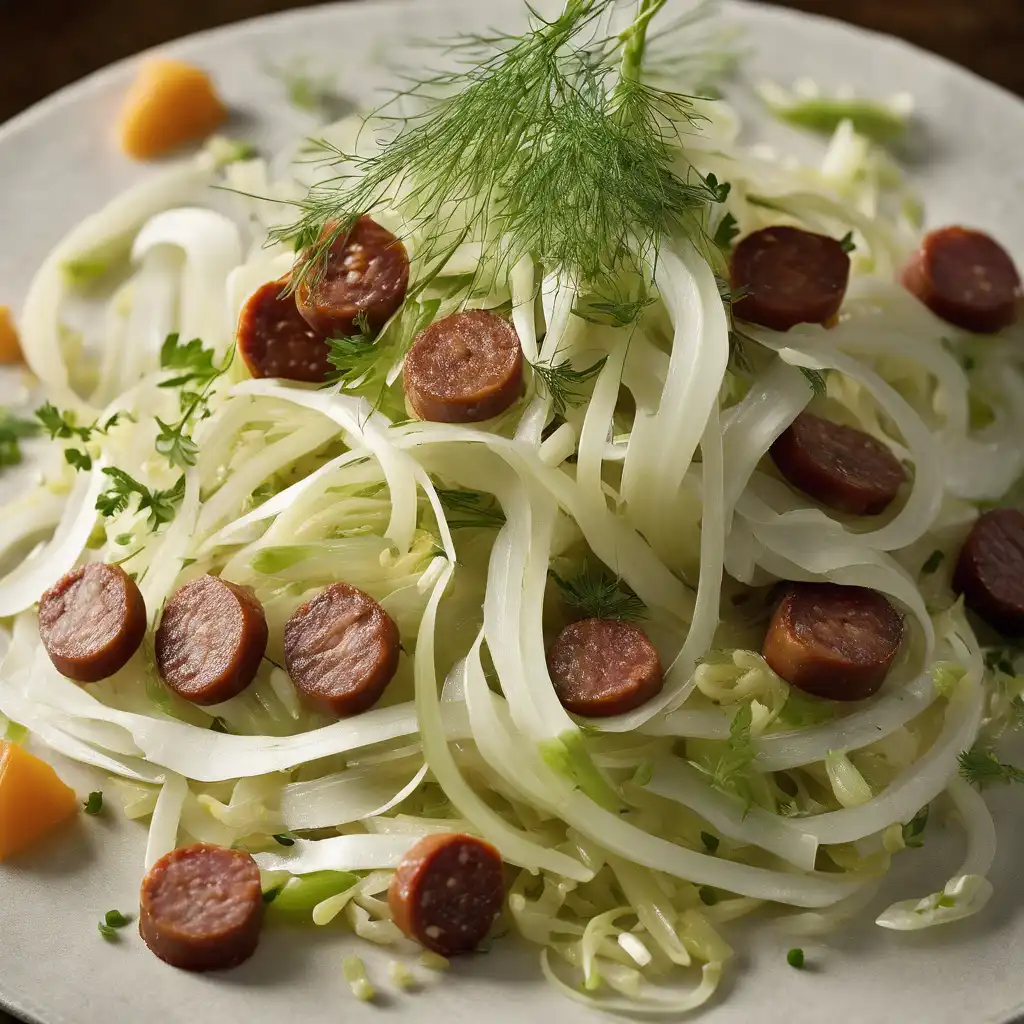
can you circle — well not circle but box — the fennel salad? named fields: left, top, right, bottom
left=0, top=0, right=1023, bottom=1013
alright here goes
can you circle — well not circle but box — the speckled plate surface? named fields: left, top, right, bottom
left=0, top=2, right=1023, bottom=1022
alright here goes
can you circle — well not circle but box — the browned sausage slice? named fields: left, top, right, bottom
left=140, top=843, right=264, bottom=972
left=237, top=278, right=331, bottom=383
left=38, top=563, right=146, bottom=682
left=770, top=412, right=906, bottom=516
left=388, top=833, right=504, bottom=956
left=294, top=216, right=409, bottom=337
left=547, top=618, right=664, bottom=718
left=155, top=575, right=268, bottom=705
left=731, top=226, right=851, bottom=332
left=762, top=583, right=904, bottom=701
left=403, top=310, right=524, bottom=423
left=953, top=509, right=1024, bottom=636
left=901, top=227, right=1022, bottom=334
left=283, top=582, right=400, bottom=717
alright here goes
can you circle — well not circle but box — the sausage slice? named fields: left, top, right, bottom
left=155, top=575, right=268, bottom=705
left=283, top=582, right=400, bottom=717
left=731, top=226, right=851, bottom=332
left=140, top=843, right=264, bottom=972
left=237, top=278, right=331, bottom=383
left=294, top=216, right=409, bottom=337
left=388, top=833, right=504, bottom=956
left=762, top=583, right=904, bottom=701
left=901, top=226, right=1021, bottom=334
left=547, top=618, right=664, bottom=718
left=38, top=563, right=146, bottom=682
left=954, top=509, right=1024, bottom=636
left=403, top=309, right=524, bottom=423
left=770, top=412, right=906, bottom=516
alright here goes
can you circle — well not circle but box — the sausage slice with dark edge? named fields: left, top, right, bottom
left=294, top=216, right=409, bottom=337
left=403, top=309, right=524, bottom=423
left=284, top=582, right=400, bottom=717
left=140, top=843, right=264, bottom=972
left=155, top=575, right=268, bottom=705
left=389, top=833, right=505, bottom=956
left=547, top=618, right=664, bottom=718
left=901, top=226, right=1022, bottom=334
left=237, top=278, right=331, bottom=383
left=38, top=563, right=146, bottom=682
left=762, top=583, right=904, bottom=701
left=954, top=509, right=1024, bottom=636
left=731, top=226, right=851, bottom=332
left=770, top=412, right=906, bottom=516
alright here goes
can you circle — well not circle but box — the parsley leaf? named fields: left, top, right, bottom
left=35, top=403, right=125, bottom=472
left=551, top=562, right=646, bottom=621
left=96, top=468, right=185, bottom=530
left=713, top=212, right=740, bottom=251
left=83, top=791, right=104, bottom=815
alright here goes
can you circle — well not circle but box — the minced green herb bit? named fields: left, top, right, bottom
left=98, top=909, right=131, bottom=941
left=83, top=791, right=104, bottom=815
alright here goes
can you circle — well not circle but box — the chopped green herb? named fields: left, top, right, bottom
left=436, top=488, right=506, bottom=530
left=83, top=791, right=104, bottom=815
left=155, top=334, right=231, bottom=468
left=533, top=356, right=607, bottom=417
left=97, top=921, right=117, bottom=941
left=787, top=947, right=805, bottom=969
left=700, top=831, right=720, bottom=854
left=104, top=910, right=131, bottom=929
left=799, top=367, right=828, bottom=397
left=698, top=885, right=719, bottom=906
left=0, top=411, right=40, bottom=468
left=273, top=833, right=296, bottom=847
left=959, top=745, right=1024, bottom=788
left=551, top=562, right=646, bottom=622
left=95, top=468, right=185, bottom=529
left=902, top=804, right=928, bottom=849
left=839, top=231, right=856, bottom=254
left=713, top=211, right=740, bottom=251
left=65, top=448, right=93, bottom=472
left=262, top=886, right=282, bottom=904
left=114, top=533, right=134, bottom=547
left=921, top=550, right=944, bottom=574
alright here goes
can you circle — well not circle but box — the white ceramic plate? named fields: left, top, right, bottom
left=1, top=2, right=1024, bottom=1022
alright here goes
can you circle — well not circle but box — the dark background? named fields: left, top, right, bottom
left=0, top=0, right=1021, bottom=124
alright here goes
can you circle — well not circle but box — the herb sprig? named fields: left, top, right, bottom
left=155, top=334, right=232, bottom=469
left=35, top=403, right=125, bottom=472
left=436, top=488, right=506, bottom=530
left=697, top=702, right=757, bottom=809
left=958, top=744, right=1024, bottom=788
left=274, top=0, right=731, bottom=316
left=551, top=562, right=646, bottom=622
left=96, top=468, right=185, bottom=530
left=534, top=356, right=607, bottom=417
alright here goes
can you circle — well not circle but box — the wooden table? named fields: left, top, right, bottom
left=0, top=0, right=1021, bottom=125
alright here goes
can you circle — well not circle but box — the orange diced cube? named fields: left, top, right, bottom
left=0, top=740, right=79, bottom=861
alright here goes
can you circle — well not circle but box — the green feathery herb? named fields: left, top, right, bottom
left=0, top=411, right=40, bottom=469
left=436, top=488, right=506, bottom=529
left=700, top=702, right=756, bottom=808
left=274, top=0, right=730, bottom=312
left=96, top=468, right=185, bottom=530
left=534, top=356, right=607, bottom=417
left=958, top=744, right=1024, bottom=788
left=155, top=334, right=231, bottom=469
left=799, top=367, right=828, bottom=397
left=551, top=561, right=646, bottom=621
